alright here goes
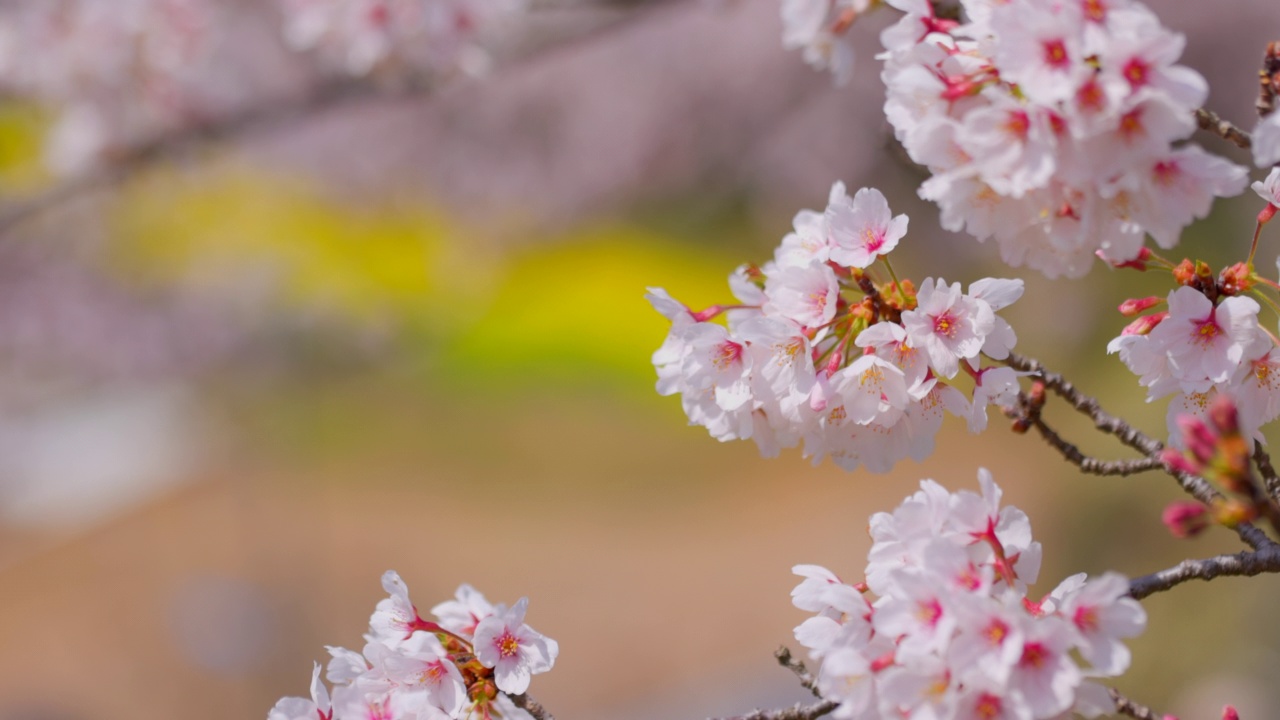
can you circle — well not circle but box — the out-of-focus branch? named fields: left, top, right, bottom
left=710, top=701, right=838, bottom=720
left=706, top=648, right=837, bottom=720
left=510, top=693, right=556, bottom=720
left=1194, top=107, right=1253, bottom=149
left=1001, top=351, right=1277, bottom=550
left=1253, top=444, right=1280, bottom=501
left=1109, top=688, right=1165, bottom=720
left=1128, top=545, right=1280, bottom=600
left=774, top=646, right=820, bottom=697
left=0, top=0, right=689, bottom=238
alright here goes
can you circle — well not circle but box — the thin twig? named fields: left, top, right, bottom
left=1194, top=107, right=1253, bottom=150
left=1027, top=416, right=1164, bottom=477
left=1001, top=351, right=1277, bottom=550
left=1128, top=544, right=1280, bottom=600
left=710, top=700, right=839, bottom=720
left=510, top=692, right=556, bottom=720
left=774, top=646, right=820, bottom=697
left=1254, top=444, right=1280, bottom=502
left=1109, top=688, right=1165, bottom=720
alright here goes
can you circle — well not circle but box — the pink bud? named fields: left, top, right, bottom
left=1161, top=448, right=1200, bottom=476
left=1175, top=415, right=1217, bottom=464
left=1209, top=394, right=1240, bottom=435
left=1121, top=312, right=1168, bottom=336
left=1119, top=296, right=1163, bottom=316
left=1162, top=501, right=1210, bottom=538
left=1221, top=705, right=1240, bottom=720
left=1099, top=246, right=1152, bottom=270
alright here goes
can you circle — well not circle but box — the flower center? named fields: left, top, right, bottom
left=933, top=312, right=959, bottom=338
left=498, top=631, right=521, bottom=659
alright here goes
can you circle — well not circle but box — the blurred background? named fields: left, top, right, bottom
left=0, top=1, right=1279, bottom=718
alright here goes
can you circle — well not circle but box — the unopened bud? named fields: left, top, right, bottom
left=1011, top=417, right=1032, bottom=434
left=1162, top=501, right=1210, bottom=538
left=1222, top=705, right=1240, bottom=720
left=1121, top=311, right=1168, bottom=336
left=1218, top=263, right=1253, bottom=296
left=1213, top=498, right=1257, bottom=527
left=1028, top=381, right=1046, bottom=406
left=1208, top=394, right=1241, bottom=435
left=1161, top=447, right=1200, bottom=475
left=1172, top=259, right=1196, bottom=285
left=1100, top=246, right=1152, bottom=270
left=1175, top=415, right=1217, bottom=465
left=1119, top=296, right=1163, bottom=316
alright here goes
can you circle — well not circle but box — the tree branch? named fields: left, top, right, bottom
left=1128, top=544, right=1280, bottom=600
left=510, top=692, right=556, bottom=720
left=1254, top=444, right=1280, bottom=502
left=1023, top=414, right=1164, bottom=477
left=0, top=0, right=689, bottom=238
left=709, top=701, right=839, bottom=720
left=1109, top=688, right=1165, bottom=720
left=1001, top=351, right=1277, bottom=550
left=1194, top=107, right=1253, bottom=149
left=774, top=646, right=820, bottom=697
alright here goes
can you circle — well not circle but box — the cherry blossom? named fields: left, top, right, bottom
left=791, top=470, right=1145, bottom=719
left=649, top=182, right=1025, bottom=474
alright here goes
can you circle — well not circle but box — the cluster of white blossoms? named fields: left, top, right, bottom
left=1110, top=170, right=1280, bottom=446
left=875, top=0, right=1247, bottom=278
left=0, top=0, right=217, bottom=175
left=780, top=0, right=876, bottom=85
left=649, top=182, right=1026, bottom=473
left=278, top=0, right=523, bottom=78
left=793, top=470, right=1146, bottom=719
left=0, top=0, right=523, bottom=175
left=270, top=571, right=557, bottom=720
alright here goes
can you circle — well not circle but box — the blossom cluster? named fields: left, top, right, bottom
left=793, top=470, right=1146, bottom=719
left=876, top=0, right=1246, bottom=278
left=649, top=182, right=1025, bottom=474
left=1109, top=172, right=1280, bottom=446
left=278, top=0, right=523, bottom=78
left=780, top=0, right=874, bottom=85
left=270, top=571, right=557, bottom=720
left=0, top=0, right=218, bottom=175
left=0, top=0, right=522, bottom=175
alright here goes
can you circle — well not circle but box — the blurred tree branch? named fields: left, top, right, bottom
left=0, top=0, right=691, bottom=238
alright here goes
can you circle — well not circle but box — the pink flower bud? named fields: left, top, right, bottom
left=1221, top=705, right=1240, bottom=720
left=1162, top=501, right=1209, bottom=538
left=1121, top=312, right=1168, bottom=335
left=1208, top=394, right=1241, bottom=436
left=1161, top=448, right=1200, bottom=476
left=1175, top=415, right=1217, bottom=465
left=1118, top=296, right=1163, bottom=316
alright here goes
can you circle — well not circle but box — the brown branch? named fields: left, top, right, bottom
left=1128, top=544, right=1280, bottom=600
left=1194, top=107, right=1253, bottom=150
left=1254, top=444, right=1280, bottom=502
left=774, top=646, right=820, bottom=697
left=1001, top=351, right=1277, bottom=550
left=0, top=0, right=690, bottom=237
left=510, top=692, right=556, bottom=720
left=1023, top=414, right=1164, bottom=477
left=710, top=701, right=839, bottom=720
left=1109, top=688, right=1165, bottom=720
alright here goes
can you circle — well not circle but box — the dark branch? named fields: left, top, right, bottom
left=1254, top=444, right=1280, bottom=502
left=710, top=700, right=839, bottom=720
left=1109, top=688, right=1165, bottom=720
left=1001, top=352, right=1277, bottom=550
left=1025, top=415, right=1164, bottom=477
left=1128, top=544, right=1280, bottom=600
left=774, top=646, right=820, bottom=697
left=510, top=692, right=556, bottom=720
left=0, top=0, right=689, bottom=237
left=1194, top=107, right=1253, bottom=149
